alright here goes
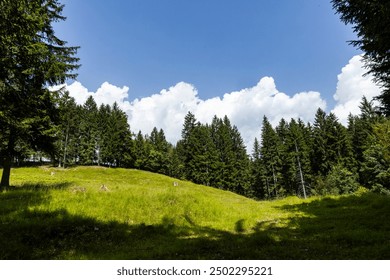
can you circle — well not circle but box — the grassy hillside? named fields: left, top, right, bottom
left=0, top=166, right=389, bottom=259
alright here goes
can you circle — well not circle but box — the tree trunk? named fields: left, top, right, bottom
left=1, top=155, right=11, bottom=188
left=271, top=163, right=278, bottom=197
left=1, top=132, right=15, bottom=189
left=63, top=123, right=69, bottom=168
left=295, top=140, right=307, bottom=199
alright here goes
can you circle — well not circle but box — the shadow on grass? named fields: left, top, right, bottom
left=17, top=182, right=73, bottom=191
left=1, top=186, right=389, bottom=259
left=270, top=193, right=390, bottom=259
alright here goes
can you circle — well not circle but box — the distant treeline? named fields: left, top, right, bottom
left=20, top=92, right=390, bottom=199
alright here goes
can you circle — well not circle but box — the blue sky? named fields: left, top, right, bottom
left=55, top=0, right=381, bottom=147
left=57, top=0, right=359, bottom=103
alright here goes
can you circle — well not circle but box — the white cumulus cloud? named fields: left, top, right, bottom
left=55, top=81, right=131, bottom=111
left=61, top=77, right=326, bottom=150
left=332, top=54, right=381, bottom=124
left=60, top=54, right=381, bottom=151
left=193, top=77, right=326, bottom=150
left=128, top=82, right=201, bottom=143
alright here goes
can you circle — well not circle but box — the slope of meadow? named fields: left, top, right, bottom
left=0, top=166, right=389, bottom=259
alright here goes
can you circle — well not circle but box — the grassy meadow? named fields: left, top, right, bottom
left=0, top=166, right=389, bottom=259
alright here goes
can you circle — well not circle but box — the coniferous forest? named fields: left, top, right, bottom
left=20, top=91, right=390, bottom=200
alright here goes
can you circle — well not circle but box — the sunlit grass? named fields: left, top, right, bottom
left=1, top=166, right=389, bottom=259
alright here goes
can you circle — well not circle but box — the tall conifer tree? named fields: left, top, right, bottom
left=0, top=0, right=79, bottom=187
left=78, top=96, right=98, bottom=165
left=260, top=116, right=282, bottom=197
left=56, top=91, right=78, bottom=168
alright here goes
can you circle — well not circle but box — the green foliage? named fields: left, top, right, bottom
left=360, top=119, right=390, bottom=194
left=78, top=96, right=98, bottom=165
left=0, top=0, right=79, bottom=187
left=250, top=138, right=265, bottom=198
left=176, top=114, right=251, bottom=195
left=314, top=164, right=359, bottom=195
left=102, top=102, right=133, bottom=167
left=138, top=127, right=172, bottom=175
left=210, top=116, right=250, bottom=194
left=312, top=109, right=353, bottom=176
left=332, top=0, right=390, bottom=115
left=259, top=116, right=282, bottom=198
left=55, top=91, right=79, bottom=168
left=185, top=124, right=218, bottom=186
left=50, top=98, right=134, bottom=168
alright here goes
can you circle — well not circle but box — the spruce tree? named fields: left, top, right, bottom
left=250, top=138, right=267, bottom=199
left=332, top=0, right=390, bottom=115
left=180, top=112, right=198, bottom=179
left=230, top=124, right=251, bottom=195
left=78, top=96, right=99, bottom=165
left=134, top=131, right=148, bottom=170
left=0, top=0, right=79, bottom=187
left=360, top=119, right=390, bottom=193
left=260, top=116, right=282, bottom=198
left=96, top=104, right=111, bottom=166
left=105, top=102, right=133, bottom=167
left=349, top=97, right=384, bottom=185
left=55, top=91, right=78, bottom=168
left=211, top=116, right=235, bottom=191
left=312, top=108, right=328, bottom=176
left=276, top=118, right=294, bottom=195
left=287, top=118, right=311, bottom=197
left=186, top=124, right=218, bottom=186
left=145, top=127, right=171, bottom=174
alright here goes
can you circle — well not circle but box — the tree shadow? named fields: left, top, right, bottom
left=1, top=187, right=389, bottom=259
left=17, top=182, right=73, bottom=191
left=0, top=182, right=72, bottom=216
left=265, top=193, right=390, bottom=259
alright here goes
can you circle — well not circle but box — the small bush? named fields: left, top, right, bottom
left=354, top=186, right=369, bottom=196
left=312, top=165, right=359, bottom=196
left=324, top=164, right=359, bottom=195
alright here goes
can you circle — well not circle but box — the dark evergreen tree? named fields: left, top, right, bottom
left=287, top=118, right=312, bottom=197
left=78, top=96, right=99, bottom=165
left=311, top=108, right=357, bottom=194
left=312, top=109, right=352, bottom=174
left=149, top=128, right=169, bottom=154
left=134, top=131, right=148, bottom=170
left=332, top=0, right=390, bottom=115
left=360, top=119, right=390, bottom=193
left=177, top=114, right=250, bottom=194
left=326, top=112, right=354, bottom=168
left=166, top=145, right=185, bottom=179
left=312, top=108, right=329, bottom=176
left=210, top=116, right=236, bottom=191
left=186, top=124, right=218, bottom=186
left=260, top=116, right=282, bottom=198
left=180, top=112, right=199, bottom=179
left=230, top=123, right=251, bottom=195
left=250, top=137, right=268, bottom=199
left=348, top=97, right=385, bottom=185
left=0, top=0, right=79, bottom=187
left=96, top=104, right=111, bottom=166
left=104, top=102, right=133, bottom=167
left=55, top=91, right=78, bottom=168
left=172, top=140, right=186, bottom=179
left=276, top=118, right=295, bottom=195
left=181, top=112, right=197, bottom=143
left=144, top=127, right=171, bottom=174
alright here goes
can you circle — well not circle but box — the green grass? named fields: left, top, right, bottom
left=1, top=166, right=389, bottom=259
